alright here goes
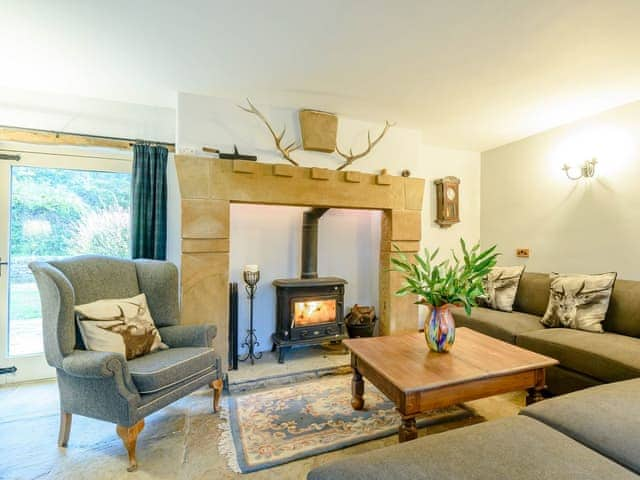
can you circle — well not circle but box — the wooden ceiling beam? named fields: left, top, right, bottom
left=0, top=126, right=175, bottom=153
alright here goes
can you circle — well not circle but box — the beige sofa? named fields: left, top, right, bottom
left=452, top=272, right=640, bottom=394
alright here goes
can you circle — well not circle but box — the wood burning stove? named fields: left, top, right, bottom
left=272, top=277, right=346, bottom=362
left=271, top=208, right=347, bottom=363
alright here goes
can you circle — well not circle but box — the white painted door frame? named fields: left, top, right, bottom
left=0, top=143, right=131, bottom=384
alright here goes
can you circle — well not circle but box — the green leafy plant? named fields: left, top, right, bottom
left=391, top=239, right=499, bottom=315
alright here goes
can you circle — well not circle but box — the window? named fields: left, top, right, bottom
left=8, top=166, right=131, bottom=356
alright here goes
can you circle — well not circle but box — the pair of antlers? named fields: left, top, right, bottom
left=239, top=98, right=394, bottom=169
left=239, top=99, right=300, bottom=166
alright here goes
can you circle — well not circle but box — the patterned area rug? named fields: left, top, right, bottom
left=218, top=373, right=474, bottom=473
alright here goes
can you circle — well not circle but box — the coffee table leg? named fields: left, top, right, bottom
left=526, top=387, right=545, bottom=405
left=526, top=369, right=546, bottom=405
left=399, top=415, right=418, bottom=442
left=351, top=368, right=365, bottom=410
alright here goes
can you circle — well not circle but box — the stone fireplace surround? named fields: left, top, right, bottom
left=175, top=156, right=425, bottom=371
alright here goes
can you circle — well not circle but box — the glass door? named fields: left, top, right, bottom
left=0, top=146, right=131, bottom=383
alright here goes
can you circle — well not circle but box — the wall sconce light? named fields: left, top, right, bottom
left=562, top=158, right=597, bottom=180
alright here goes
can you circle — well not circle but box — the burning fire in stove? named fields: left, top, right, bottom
left=293, top=299, right=337, bottom=327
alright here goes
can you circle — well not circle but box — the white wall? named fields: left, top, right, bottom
left=229, top=205, right=381, bottom=351
left=175, top=92, right=481, bottom=350
left=481, top=99, right=640, bottom=279
left=0, top=87, right=175, bottom=142
left=420, top=144, right=482, bottom=254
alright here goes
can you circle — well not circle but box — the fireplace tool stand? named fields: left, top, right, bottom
left=239, top=270, right=262, bottom=365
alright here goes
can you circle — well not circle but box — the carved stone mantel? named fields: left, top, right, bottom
left=175, top=156, right=425, bottom=371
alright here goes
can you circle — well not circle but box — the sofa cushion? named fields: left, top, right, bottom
left=522, top=379, right=640, bottom=474
left=604, top=279, right=640, bottom=337
left=451, top=306, right=542, bottom=344
left=128, top=347, right=216, bottom=394
left=307, top=416, right=637, bottom=480
left=513, top=272, right=550, bottom=317
left=540, top=272, right=616, bottom=333
left=479, top=265, right=525, bottom=312
left=516, top=328, right=640, bottom=382
left=75, top=293, right=167, bottom=360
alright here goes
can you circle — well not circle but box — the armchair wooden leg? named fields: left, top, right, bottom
left=116, top=420, right=145, bottom=472
left=211, top=379, right=223, bottom=413
left=58, top=411, right=72, bottom=447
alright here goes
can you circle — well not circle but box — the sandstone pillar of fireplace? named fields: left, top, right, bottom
left=175, top=157, right=425, bottom=372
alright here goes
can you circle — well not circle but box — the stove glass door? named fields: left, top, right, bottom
left=292, top=298, right=337, bottom=327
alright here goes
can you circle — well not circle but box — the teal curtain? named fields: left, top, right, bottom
left=131, top=144, right=167, bottom=260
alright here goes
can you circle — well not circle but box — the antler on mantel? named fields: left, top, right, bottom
left=335, top=121, right=395, bottom=171
left=238, top=98, right=300, bottom=166
left=239, top=98, right=394, bottom=170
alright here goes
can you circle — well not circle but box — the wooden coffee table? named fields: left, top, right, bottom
left=343, top=327, right=559, bottom=442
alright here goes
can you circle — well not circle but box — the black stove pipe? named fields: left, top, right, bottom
left=301, top=208, right=329, bottom=279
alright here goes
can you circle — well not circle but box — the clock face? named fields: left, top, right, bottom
left=446, top=186, right=456, bottom=201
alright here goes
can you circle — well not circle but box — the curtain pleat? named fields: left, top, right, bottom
left=131, top=144, right=168, bottom=260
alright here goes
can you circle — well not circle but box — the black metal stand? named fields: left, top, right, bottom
left=228, top=282, right=239, bottom=370
left=239, top=271, right=262, bottom=365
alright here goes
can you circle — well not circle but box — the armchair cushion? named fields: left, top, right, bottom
left=127, top=347, right=217, bottom=394
left=158, top=324, right=217, bottom=348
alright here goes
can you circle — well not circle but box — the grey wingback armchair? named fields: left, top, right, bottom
left=29, top=255, right=223, bottom=472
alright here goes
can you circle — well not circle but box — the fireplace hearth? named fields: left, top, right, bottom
left=272, top=208, right=347, bottom=363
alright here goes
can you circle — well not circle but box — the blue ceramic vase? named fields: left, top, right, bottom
left=426, top=305, right=456, bottom=352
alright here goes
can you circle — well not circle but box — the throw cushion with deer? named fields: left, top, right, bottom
left=75, top=293, right=168, bottom=360
left=541, top=272, right=617, bottom=333
left=478, top=265, right=526, bottom=312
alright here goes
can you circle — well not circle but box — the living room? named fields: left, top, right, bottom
left=1, top=1, right=639, bottom=479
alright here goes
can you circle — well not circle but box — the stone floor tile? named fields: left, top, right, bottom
left=0, top=373, right=524, bottom=480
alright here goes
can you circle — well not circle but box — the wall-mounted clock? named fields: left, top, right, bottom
left=434, top=176, right=460, bottom=228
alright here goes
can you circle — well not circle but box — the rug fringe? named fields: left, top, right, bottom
left=217, top=397, right=241, bottom=473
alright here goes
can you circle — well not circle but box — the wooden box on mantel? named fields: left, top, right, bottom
left=299, top=109, right=338, bottom=153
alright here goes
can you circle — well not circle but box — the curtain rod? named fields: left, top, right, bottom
left=0, top=125, right=176, bottom=152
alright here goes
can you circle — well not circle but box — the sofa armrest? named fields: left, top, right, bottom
left=158, top=324, right=217, bottom=348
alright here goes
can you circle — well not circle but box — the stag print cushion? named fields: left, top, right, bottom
left=75, top=294, right=168, bottom=360
left=541, top=272, right=617, bottom=332
left=478, top=265, right=526, bottom=312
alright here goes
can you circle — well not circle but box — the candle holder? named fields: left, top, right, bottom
left=239, top=268, right=262, bottom=365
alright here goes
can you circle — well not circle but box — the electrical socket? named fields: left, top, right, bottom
left=516, top=248, right=530, bottom=258
left=179, top=145, right=198, bottom=154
